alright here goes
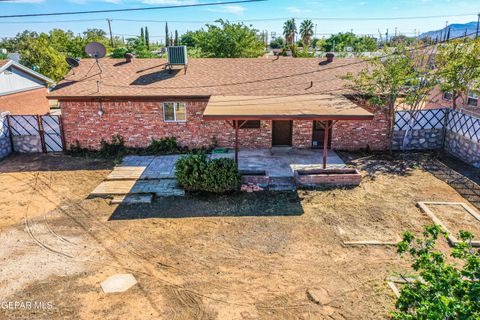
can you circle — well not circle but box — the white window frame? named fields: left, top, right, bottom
left=163, top=102, right=187, bottom=122
left=467, top=91, right=478, bottom=107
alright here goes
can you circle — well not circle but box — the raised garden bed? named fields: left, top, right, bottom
left=240, top=170, right=269, bottom=186
left=294, top=168, right=361, bottom=187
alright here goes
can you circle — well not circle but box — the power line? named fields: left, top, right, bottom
left=0, top=12, right=475, bottom=24
left=0, top=0, right=266, bottom=19
left=112, top=13, right=476, bottom=24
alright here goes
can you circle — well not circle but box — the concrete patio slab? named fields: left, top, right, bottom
left=211, top=149, right=345, bottom=178
left=100, top=274, right=137, bottom=293
left=90, top=149, right=346, bottom=199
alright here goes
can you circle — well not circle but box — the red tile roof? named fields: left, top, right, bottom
left=0, top=60, right=9, bottom=68
left=49, top=57, right=366, bottom=99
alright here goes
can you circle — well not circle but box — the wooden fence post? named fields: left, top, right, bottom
left=37, top=115, right=46, bottom=153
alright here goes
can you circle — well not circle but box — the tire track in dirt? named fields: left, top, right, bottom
left=8, top=171, right=320, bottom=312
left=22, top=172, right=74, bottom=259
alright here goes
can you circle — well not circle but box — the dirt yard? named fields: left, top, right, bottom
left=0, top=152, right=477, bottom=320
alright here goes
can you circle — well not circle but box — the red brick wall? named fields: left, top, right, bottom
left=426, top=87, right=480, bottom=118
left=331, top=111, right=389, bottom=151
left=61, top=100, right=273, bottom=150
left=0, top=87, right=50, bottom=115
left=61, top=99, right=390, bottom=151
left=292, top=120, right=313, bottom=148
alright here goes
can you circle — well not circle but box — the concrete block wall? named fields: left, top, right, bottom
left=12, top=135, right=42, bottom=153
left=445, top=131, right=480, bottom=168
left=392, top=129, right=444, bottom=150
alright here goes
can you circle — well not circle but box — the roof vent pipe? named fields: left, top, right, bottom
left=326, top=52, right=335, bottom=63
left=124, top=53, right=134, bottom=63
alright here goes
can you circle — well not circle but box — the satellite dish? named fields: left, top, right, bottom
left=66, top=57, right=80, bottom=68
left=85, top=42, right=106, bottom=59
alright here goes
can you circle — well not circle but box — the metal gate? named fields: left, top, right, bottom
left=7, top=115, right=64, bottom=153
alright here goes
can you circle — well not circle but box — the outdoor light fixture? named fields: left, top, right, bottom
left=98, top=101, right=104, bottom=116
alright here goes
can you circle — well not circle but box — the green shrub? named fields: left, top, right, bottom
left=99, top=135, right=127, bottom=159
left=146, top=137, right=179, bottom=155
left=202, top=158, right=240, bottom=193
left=175, top=154, right=240, bottom=193
left=175, top=153, right=208, bottom=192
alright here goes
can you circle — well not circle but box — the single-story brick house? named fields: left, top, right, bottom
left=0, top=60, right=54, bottom=115
left=48, top=57, right=389, bottom=155
left=426, top=87, right=479, bottom=118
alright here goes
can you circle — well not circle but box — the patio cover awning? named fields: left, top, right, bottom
left=203, top=95, right=374, bottom=121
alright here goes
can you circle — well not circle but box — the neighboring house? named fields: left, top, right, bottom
left=48, top=57, right=389, bottom=151
left=0, top=60, right=54, bottom=115
left=426, top=87, right=479, bottom=117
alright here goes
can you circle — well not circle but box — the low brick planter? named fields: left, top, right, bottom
left=294, top=168, right=362, bottom=187
left=241, top=170, right=269, bottom=186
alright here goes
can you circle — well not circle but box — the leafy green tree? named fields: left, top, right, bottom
left=325, top=32, right=377, bottom=52
left=283, top=18, right=297, bottom=46
left=344, top=47, right=422, bottom=144
left=299, top=19, right=314, bottom=47
left=393, top=225, right=480, bottom=319
left=140, top=27, right=145, bottom=44
left=111, top=47, right=128, bottom=58
left=125, top=37, right=156, bottom=58
left=434, top=38, right=480, bottom=109
left=193, top=20, right=265, bottom=58
left=269, top=37, right=285, bottom=49
left=180, top=31, right=199, bottom=47
left=0, top=53, right=7, bottom=59
left=48, top=29, right=85, bottom=58
left=20, top=34, right=68, bottom=81
left=313, top=38, right=326, bottom=50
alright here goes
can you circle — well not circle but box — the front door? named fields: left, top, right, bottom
left=272, top=120, right=292, bottom=146
left=312, top=121, right=332, bottom=148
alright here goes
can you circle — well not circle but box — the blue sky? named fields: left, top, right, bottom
left=0, top=0, right=478, bottom=41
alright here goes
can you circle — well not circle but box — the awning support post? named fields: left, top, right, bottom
left=234, top=120, right=239, bottom=165
left=323, top=120, right=330, bottom=170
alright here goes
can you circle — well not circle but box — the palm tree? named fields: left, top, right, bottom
left=283, top=19, right=297, bottom=46
left=299, top=19, right=314, bottom=47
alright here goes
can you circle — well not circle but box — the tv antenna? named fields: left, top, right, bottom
left=85, top=41, right=106, bottom=83
left=65, top=57, right=79, bottom=74
left=85, top=41, right=107, bottom=59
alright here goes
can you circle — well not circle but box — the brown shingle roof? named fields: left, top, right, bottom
left=49, top=57, right=366, bottom=99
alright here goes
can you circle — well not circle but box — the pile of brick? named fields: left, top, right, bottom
left=241, top=183, right=264, bottom=192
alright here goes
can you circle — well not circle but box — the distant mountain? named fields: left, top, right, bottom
left=418, top=21, right=478, bottom=40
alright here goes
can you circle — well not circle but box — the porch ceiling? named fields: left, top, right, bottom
left=203, top=95, right=374, bottom=121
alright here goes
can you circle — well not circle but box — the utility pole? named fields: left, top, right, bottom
left=315, top=24, right=317, bottom=38
left=476, top=13, right=480, bottom=38
left=106, top=19, right=114, bottom=48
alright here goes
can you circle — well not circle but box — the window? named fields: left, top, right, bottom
left=240, top=120, right=261, bottom=129
left=467, top=91, right=478, bottom=107
left=442, top=91, right=453, bottom=101
left=163, top=102, right=186, bottom=122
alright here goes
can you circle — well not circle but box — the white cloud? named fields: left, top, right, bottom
left=287, top=7, right=301, bottom=14
left=207, top=5, right=246, bottom=15
left=286, top=6, right=312, bottom=14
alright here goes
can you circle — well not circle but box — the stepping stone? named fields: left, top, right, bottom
left=110, top=194, right=153, bottom=205
left=101, top=274, right=137, bottom=293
